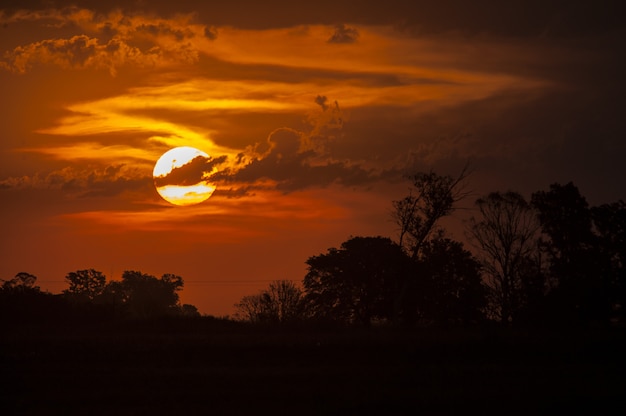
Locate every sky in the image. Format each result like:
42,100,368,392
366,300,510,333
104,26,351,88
1,0,624,316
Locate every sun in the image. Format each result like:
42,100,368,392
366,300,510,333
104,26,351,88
153,146,216,206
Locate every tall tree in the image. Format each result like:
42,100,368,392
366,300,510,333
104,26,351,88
391,167,471,323
467,191,543,323
531,182,608,321
592,200,626,321
303,236,409,326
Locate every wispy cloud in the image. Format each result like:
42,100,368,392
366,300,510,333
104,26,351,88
0,164,151,197
327,24,359,44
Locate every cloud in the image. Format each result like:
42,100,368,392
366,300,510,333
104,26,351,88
0,7,211,75
211,100,400,194
154,155,227,187
327,24,359,44
3,35,157,75
314,95,329,111
0,164,151,197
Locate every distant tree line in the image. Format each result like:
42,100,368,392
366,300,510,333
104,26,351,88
235,171,625,328
3,169,624,328
0,269,199,324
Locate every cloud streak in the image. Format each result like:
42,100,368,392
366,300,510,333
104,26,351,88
327,24,359,44
0,164,151,197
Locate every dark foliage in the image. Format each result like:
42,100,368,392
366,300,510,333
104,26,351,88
304,236,409,326
531,183,621,323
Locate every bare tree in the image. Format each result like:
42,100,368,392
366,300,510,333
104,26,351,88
466,191,543,323
234,280,306,323
392,166,471,259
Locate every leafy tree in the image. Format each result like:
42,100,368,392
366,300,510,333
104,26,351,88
416,238,487,324
0,272,64,324
1,272,39,292
303,236,409,326
63,269,106,302
531,182,608,321
467,191,544,323
235,280,306,324
101,270,185,318
592,200,626,320
179,303,201,317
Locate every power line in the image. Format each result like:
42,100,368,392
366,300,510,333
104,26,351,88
36,279,301,284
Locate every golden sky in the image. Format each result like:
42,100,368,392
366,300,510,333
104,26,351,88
1,1,624,315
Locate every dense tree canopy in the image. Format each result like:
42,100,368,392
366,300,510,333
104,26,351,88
415,238,487,324
532,183,622,322
63,269,106,302
304,236,409,326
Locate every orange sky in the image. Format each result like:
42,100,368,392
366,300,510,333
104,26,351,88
1,1,624,315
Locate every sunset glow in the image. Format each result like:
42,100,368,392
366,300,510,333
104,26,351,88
1,1,623,316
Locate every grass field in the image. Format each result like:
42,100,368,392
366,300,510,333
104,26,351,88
2,319,625,415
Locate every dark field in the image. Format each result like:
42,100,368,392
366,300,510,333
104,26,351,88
2,319,625,415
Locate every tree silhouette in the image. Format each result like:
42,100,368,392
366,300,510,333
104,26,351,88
388,168,471,325
179,303,201,317
392,167,470,259
235,280,306,323
1,272,39,292
531,182,609,322
303,236,409,326
467,191,544,324
63,269,106,302
592,200,626,321
415,238,487,324
0,272,66,324
100,271,185,318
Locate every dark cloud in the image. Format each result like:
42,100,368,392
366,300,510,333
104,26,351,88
212,127,400,194
0,164,152,198
0,8,206,74
203,25,217,40
194,55,408,86
154,155,226,187
315,95,328,111
1,34,158,74
136,23,194,40
327,24,359,44
3,1,622,37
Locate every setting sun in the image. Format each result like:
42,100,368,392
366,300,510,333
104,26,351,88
153,147,216,206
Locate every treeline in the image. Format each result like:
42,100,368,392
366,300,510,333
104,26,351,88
235,171,625,328
0,269,200,325
3,170,624,329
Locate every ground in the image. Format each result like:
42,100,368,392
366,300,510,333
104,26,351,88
2,319,625,415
